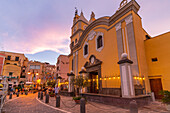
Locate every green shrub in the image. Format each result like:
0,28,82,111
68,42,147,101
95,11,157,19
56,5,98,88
159,90,170,104
73,96,82,100
73,96,87,101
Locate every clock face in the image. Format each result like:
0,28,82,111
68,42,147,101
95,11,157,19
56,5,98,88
91,57,95,64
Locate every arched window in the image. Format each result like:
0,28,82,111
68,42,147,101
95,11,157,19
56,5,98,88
97,36,103,48
95,32,104,52
71,41,74,47
72,59,74,71
84,45,88,55
75,39,77,43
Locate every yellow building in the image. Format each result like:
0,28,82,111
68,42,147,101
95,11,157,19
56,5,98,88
0,51,28,87
145,32,170,98
26,61,44,84
68,0,170,98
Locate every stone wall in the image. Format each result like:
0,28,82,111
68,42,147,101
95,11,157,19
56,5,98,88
101,88,121,96
81,93,152,108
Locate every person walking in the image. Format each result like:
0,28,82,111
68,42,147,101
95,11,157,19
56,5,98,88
54,85,60,96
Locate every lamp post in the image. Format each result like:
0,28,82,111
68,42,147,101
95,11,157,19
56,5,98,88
57,76,62,87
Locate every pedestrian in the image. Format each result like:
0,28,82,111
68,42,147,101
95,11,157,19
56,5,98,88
54,85,60,97
10,87,13,92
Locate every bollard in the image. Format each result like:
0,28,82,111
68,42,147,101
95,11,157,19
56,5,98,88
38,92,40,98
80,98,86,113
17,92,19,97
9,94,12,99
40,92,43,100
151,92,155,102
130,100,138,113
25,91,28,95
45,94,49,103
44,91,47,96
56,95,60,107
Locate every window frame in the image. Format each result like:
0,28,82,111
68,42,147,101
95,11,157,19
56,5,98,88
152,58,158,62
14,63,17,65
83,42,89,58
9,72,13,76
7,56,11,60
75,39,77,44
95,32,104,52
15,57,19,61
97,36,103,48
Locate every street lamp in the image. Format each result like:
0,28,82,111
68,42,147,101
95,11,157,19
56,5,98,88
37,79,41,84
27,70,39,88
57,76,62,87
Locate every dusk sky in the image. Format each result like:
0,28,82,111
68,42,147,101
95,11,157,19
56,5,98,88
0,0,169,64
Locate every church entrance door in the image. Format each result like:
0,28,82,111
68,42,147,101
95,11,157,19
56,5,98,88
89,72,99,93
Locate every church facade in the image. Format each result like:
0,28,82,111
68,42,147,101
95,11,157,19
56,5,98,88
68,0,170,98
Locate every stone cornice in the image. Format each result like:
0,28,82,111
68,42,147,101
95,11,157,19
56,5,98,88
118,58,133,64
68,53,72,57
72,17,109,51
70,29,84,39
79,70,87,74
70,0,140,53
71,20,89,29
67,72,75,76
109,0,140,26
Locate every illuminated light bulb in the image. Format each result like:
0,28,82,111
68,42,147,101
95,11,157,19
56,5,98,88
143,78,145,80
140,78,142,80
118,77,120,79
134,77,137,79
93,79,95,81
137,77,139,79
100,78,102,80
36,73,39,75
109,78,111,80
113,77,116,79
28,72,31,75
88,80,91,82
104,78,106,80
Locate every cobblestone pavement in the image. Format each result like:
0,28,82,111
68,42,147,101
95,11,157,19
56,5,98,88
138,101,169,113
41,95,170,113
2,93,64,113
2,93,170,113
41,95,129,113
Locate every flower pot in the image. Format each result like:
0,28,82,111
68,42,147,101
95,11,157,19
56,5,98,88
74,100,80,104
50,94,55,97
166,104,170,111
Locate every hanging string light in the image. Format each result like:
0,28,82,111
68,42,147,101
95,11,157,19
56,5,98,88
133,76,145,80
86,75,145,81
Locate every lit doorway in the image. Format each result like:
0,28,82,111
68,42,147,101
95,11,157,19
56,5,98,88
89,71,99,93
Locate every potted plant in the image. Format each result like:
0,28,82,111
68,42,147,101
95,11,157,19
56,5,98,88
73,96,81,104
159,90,170,111
49,92,55,97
